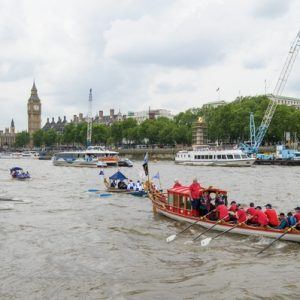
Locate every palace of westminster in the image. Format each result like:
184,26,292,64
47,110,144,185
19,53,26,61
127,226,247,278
0,83,174,148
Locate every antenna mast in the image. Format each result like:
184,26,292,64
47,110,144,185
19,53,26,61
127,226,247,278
87,88,93,147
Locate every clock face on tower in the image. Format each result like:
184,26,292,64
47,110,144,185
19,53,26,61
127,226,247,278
33,104,39,111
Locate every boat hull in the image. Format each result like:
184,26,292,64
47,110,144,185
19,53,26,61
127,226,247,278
149,193,300,243
175,159,254,167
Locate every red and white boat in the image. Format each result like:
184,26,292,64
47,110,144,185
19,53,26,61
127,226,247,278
148,185,300,243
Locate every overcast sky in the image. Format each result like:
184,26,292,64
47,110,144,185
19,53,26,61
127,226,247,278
0,0,300,131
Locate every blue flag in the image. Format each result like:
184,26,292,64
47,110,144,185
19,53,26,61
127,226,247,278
152,172,160,180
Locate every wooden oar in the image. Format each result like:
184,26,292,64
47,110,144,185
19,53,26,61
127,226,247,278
166,209,216,243
257,222,300,255
184,215,229,244
200,220,247,247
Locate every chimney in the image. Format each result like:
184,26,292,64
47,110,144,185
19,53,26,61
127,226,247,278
110,109,114,118
47,117,50,123
79,113,83,121
58,116,62,123
51,117,55,124
99,110,103,118
63,116,67,123
73,115,77,122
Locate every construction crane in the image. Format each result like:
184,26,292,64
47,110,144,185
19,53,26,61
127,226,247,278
86,88,93,147
241,30,300,155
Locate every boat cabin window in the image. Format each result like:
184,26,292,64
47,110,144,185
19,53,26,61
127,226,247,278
173,194,179,207
179,195,185,209
204,155,208,159
221,155,226,159
185,197,192,210
217,155,222,159
241,154,247,159
208,155,213,159
227,154,233,159
234,154,241,159
168,193,173,205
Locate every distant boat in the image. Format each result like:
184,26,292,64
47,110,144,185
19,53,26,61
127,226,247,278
0,152,22,159
175,148,255,167
52,146,119,168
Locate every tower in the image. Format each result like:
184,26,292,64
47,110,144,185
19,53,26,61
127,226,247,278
27,82,42,136
10,119,15,134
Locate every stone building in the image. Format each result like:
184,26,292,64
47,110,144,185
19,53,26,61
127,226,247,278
43,116,67,133
0,119,16,148
93,109,125,125
192,117,208,146
27,82,42,135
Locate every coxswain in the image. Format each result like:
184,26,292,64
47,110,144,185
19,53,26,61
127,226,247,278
264,204,279,227
277,213,288,229
236,204,247,223
189,178,202,215
173,179,182,188
216,202,229,221
251,206,268,227
229,201,237,212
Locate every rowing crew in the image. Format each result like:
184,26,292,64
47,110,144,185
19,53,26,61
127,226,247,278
175,178,300,230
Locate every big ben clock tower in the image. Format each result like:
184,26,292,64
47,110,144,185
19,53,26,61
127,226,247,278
27,82,42,136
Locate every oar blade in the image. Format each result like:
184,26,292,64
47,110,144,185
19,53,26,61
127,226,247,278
88,189,99,192
166,234,176,243
201,237,212,247
97,193,112,198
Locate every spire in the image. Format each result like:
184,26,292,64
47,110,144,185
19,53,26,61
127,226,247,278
11,118,15,128
28,81,40,102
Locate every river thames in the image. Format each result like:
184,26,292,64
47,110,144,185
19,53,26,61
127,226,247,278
0,159,300,299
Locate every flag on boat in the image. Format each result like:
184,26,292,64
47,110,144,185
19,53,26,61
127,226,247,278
142,152,149,176
152,172,160,180
216,87,220,92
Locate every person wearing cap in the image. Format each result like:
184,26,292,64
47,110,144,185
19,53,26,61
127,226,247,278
189,178,202,216
277,213,288,229
173,179,182,188
264,204,279,227
250,206,268,226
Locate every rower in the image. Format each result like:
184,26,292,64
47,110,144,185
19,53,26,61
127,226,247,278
287,212,297,227
236,204,247,223
251,206,268,227
229,201,237,212
264,204,279,227
216,201,229,221
277,213,288,229
294,207,300,229
246,202,256,216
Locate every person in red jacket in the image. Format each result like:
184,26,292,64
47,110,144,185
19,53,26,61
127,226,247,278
229,201,237,212
173,179,182,188
236,204,247,223
264,204,279,227
251,206,268,226
216,202,229,221
294,207,300,229
189,178,202,215
246,202,256,216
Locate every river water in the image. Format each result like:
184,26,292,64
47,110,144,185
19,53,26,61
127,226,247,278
0,159,299,299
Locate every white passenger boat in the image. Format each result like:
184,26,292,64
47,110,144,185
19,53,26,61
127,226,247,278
52,146,119,167
21,151,40,159
175,148,255,167
0,152,22,159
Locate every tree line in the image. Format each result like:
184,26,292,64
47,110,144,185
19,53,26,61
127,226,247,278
14,95,300,148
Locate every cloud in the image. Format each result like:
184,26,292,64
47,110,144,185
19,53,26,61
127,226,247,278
0,0,299,131
252,0,293,19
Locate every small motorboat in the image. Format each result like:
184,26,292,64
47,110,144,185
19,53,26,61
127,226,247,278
118,158,133,167
10,167,31,180
148,184,300,243
103,171,147,197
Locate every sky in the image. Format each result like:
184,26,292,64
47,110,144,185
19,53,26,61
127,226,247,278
0,0,300,131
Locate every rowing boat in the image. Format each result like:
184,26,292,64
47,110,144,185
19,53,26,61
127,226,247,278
148,185,300,243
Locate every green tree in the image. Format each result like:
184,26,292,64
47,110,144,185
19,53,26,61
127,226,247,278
15,131,30,147
32,129,44,147
44,129,58,147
